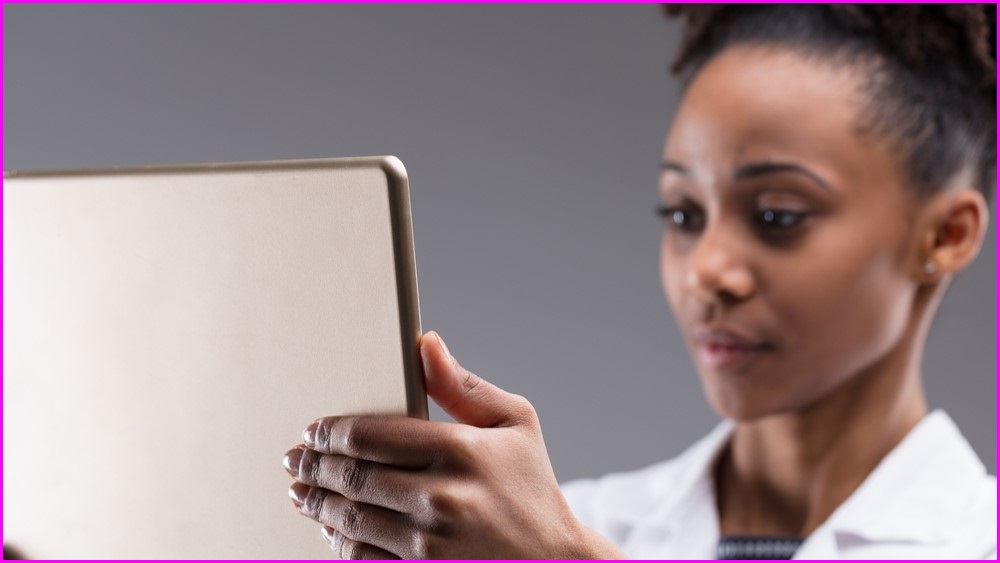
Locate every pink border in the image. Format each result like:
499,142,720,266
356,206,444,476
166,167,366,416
993,1,998,553
0,2,997,562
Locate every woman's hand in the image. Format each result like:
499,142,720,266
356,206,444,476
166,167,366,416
282,331,623,559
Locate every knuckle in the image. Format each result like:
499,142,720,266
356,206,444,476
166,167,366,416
412,532,438,559
324,527,343,553
408,531,428,559
510,394,539,425
411,494,458,556
299,449,320,485
313,417,336,451
426,487,455,516
302,486,326,518
446,426,481,459
459,369,482,395
413,487,436,518
509,393,533,413
413,512,460,558
330,531,349,558
338,502,364,539
337,457,369,498
317,417,369,457
425,486,468,523
339,418,367,458
341,537,364,560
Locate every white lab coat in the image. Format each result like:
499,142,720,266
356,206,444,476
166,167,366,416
561,410,996,559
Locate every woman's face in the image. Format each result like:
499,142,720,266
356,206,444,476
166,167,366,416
660,46,924,421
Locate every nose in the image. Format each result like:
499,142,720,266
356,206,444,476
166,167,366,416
684,223,756,305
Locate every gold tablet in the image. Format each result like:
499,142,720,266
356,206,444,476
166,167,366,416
3,156,427,558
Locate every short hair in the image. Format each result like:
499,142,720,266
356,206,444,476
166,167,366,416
663,4,997,204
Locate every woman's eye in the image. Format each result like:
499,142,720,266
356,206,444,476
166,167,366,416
756,209,806,231
656,205,703,232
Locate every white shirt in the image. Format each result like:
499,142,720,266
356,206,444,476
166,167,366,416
561,410,996,559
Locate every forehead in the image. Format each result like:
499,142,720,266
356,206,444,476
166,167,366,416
664,45,902,193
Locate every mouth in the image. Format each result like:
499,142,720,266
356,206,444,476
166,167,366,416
694,327,772,371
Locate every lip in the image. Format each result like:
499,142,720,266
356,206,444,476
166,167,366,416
694,326,771,370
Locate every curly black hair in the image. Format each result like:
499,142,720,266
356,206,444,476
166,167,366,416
663,4,997,204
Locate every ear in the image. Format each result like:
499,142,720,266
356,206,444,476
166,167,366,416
916,188,990,283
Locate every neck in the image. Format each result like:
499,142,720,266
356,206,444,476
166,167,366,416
715,285,942,538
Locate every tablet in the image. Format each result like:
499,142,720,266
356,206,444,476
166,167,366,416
3,155,427,558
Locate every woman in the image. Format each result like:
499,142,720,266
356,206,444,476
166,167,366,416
282,5,996,559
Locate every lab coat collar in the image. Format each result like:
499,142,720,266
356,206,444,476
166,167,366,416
640,410,987,552
643,419,733,534
814,410,988,548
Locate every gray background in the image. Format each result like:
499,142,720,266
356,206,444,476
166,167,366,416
5,5,995,479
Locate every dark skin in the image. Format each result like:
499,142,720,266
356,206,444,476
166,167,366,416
283,332,622,559
283,44,989,557
661,45,988,537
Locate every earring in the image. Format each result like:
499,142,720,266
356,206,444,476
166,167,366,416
923,261,937,275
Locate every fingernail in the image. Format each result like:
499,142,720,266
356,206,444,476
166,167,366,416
435,332,452,362
289,482,310,506
321,526,335,542
283,447,303,477
303,422,319,447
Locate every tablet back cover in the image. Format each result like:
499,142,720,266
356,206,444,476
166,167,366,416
3,155,426,558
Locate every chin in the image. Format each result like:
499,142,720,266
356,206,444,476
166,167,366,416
704,385,789,422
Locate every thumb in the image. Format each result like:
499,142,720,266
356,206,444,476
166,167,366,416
419,331,533,428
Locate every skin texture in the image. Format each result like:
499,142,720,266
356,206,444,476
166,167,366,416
660,45,988,537
284,331,624,559
283,45,989,557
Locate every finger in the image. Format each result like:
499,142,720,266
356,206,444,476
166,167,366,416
302,415,455,468
291,483,411,558
288,447,423,513
322,526,400,560
420,330,536,428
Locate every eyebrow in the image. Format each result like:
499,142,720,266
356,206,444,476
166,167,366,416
660,160,833,193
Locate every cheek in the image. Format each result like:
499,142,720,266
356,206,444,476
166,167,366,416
660,233,685,312
776,227,914,389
